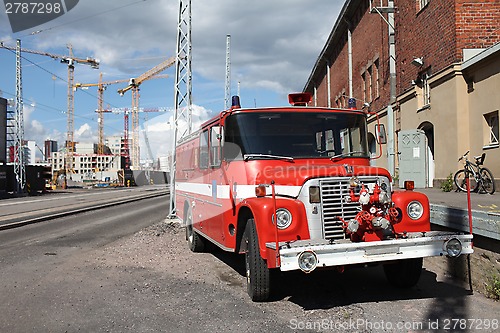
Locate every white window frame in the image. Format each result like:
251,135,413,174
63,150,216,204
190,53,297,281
483,111,499,148
418,0,430,11
367,66,373,102
422,73,430,106
361,72,366,103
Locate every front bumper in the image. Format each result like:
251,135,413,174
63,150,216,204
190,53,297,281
266,231,473,272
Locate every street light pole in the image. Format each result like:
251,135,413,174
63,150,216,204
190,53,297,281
371,0,396,178
387,0,396,178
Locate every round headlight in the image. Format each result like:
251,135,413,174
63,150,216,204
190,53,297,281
298,250,317,273
273,208,292,229
444,238,462,257
407,201,424,220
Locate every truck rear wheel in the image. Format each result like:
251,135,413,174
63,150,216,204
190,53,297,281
383,258,423,288
185,208,205,253
244,219,271,301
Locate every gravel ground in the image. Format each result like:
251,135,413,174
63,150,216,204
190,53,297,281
79,219,372,332
3,194,497,332
50,218,496,333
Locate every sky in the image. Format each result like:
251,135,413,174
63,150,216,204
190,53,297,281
0,0,343,163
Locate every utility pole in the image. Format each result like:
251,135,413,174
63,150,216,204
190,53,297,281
0,41,99,188
224,34,231,110
14,39,25,195
169,0,192,218
371,0,396,177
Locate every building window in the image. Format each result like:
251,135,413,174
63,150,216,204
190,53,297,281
336,93,347,108
418,0,430,12
484,111,499,148
361,72,366,103
367,66,373,102
416,68,431,109
341,94,346,108
362,61,378,103
422,73,430,106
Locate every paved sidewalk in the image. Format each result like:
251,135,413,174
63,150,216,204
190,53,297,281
418,187,499,213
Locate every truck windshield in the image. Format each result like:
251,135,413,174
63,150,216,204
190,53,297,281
224,111,369,159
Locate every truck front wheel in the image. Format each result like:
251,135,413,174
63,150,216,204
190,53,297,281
244,219,271,301
185,208,205,253
383,258,423,288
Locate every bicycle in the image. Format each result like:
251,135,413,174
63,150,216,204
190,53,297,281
454,151,495,194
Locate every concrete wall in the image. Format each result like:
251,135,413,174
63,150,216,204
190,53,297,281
463,51,500,180
132,170,168,186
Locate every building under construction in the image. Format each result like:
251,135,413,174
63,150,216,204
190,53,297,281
1,98,167,197
0,38,174,195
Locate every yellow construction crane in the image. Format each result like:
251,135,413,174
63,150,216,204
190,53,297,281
117,56,175,168
74,73,169,155
75,73,122,155
0,42,99,187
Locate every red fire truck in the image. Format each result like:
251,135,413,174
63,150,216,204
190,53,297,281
174,93,473,301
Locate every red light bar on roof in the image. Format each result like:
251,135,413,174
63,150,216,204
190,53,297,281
288,92,312,106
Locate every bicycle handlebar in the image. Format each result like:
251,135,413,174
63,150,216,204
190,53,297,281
458,150,470,162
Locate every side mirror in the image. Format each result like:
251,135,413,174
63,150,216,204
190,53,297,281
223,142,243,162
375,124,387,144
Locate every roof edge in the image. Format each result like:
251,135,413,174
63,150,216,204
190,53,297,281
462,42,500,70
303,0,358,93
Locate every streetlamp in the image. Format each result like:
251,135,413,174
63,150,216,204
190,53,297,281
371,0,396,177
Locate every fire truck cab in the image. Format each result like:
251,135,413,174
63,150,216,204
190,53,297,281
174,93,473,301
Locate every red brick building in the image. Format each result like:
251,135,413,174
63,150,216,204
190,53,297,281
304,0,500,188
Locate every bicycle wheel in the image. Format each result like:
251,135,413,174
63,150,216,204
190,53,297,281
478,167,495,194
454,169,479,192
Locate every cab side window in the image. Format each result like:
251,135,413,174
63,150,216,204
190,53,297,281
210,126,223,167
199,130,209,169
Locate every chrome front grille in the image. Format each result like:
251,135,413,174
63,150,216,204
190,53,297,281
319,177,381,240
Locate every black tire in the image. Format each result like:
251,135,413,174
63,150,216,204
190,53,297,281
383,258,423,288
454,169,479,192
244,219,271,302
478,167,495,195
185,208,205,253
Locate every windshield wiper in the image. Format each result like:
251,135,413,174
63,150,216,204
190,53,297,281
243,154,294,162
316,149,336,154
329,151,365,161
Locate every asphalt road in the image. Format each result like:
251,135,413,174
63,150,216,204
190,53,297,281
0,194,498,332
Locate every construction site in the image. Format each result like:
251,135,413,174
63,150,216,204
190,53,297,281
0,38,180,197
4,1,194,203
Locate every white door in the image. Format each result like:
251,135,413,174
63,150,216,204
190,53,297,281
398,129,427,188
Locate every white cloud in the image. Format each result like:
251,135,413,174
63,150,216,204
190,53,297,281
28,119,45,135
74,123,95,143
141,104,213,160
12,0,340,94
1,0,342,160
